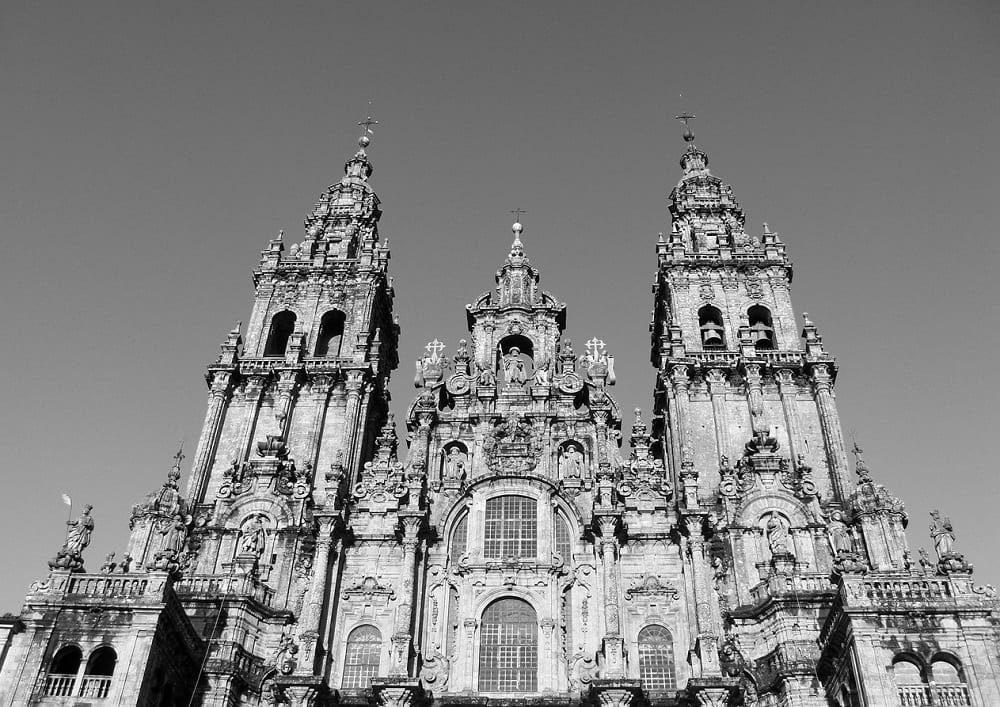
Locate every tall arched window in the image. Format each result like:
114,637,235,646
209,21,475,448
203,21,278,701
342,625,381,689
554,512,572,562
484,496,537,560
698,306,726,349
931,657,972,705
747,305,774,350
264,311,297,356
451,513,468,560
479,598,537,692
892,656,929,705
315,310,346,357
80,647,116,699
44,645,82,697
638,625,676,691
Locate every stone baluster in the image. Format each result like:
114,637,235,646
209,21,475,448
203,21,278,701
810,364,851,501
389,515,423,676
187,370,233,501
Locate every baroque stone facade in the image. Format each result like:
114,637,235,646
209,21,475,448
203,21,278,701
1,126,998,707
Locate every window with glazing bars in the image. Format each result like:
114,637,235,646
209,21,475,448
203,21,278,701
483,496,537,560
479,598,537,692
638,625,676,690
342,626,381,689
554,513,572,561
451,513,468,559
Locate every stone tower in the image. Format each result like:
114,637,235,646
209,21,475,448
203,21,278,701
1,123,999,707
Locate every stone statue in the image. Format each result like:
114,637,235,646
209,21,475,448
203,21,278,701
162,513,189,554
765,513,790,557
560,445,584,479
116,554,133,574
240,515,268,557
65,505,94,555
929,510,955,558
477,363,496,386
99,552,117,574
502,346,527,386
827,510,853,554
443,446,468,482
918,547,935,575
533,358,550,385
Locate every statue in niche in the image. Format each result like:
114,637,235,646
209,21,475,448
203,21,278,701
559,444,584,479
240,515,268,557
827,510,853,554
65,505,95,555
443,446,468,483
765,513,791,557
502,346,528,386
477,363,496,386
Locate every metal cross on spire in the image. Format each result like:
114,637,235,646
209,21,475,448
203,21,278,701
357,114,378,148
173,442,185,466
510,208,526,223
675,111,696,143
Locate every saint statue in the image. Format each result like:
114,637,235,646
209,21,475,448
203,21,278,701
827,511,853,554
477,363,496,387
929,510,956,558
765,513,790,557
533,359,550,385
502,346,527,386
443,446,468,482
240,515,268,557
560,445,584,479
162,514,189,554
65,505,94,555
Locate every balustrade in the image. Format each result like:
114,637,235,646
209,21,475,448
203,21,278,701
79,675,112,698
43,674,75,697
896,684,971,706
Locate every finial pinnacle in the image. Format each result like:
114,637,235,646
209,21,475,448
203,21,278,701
357,114,378,149
173,442,185,468
510,208,526,234
675,112,696,143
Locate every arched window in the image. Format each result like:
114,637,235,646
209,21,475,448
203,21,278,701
315,310,345,357
342,625,381,689
80,647,116,699
264,311,297,356
554,512,572,562
747,305,774,350
451,513,468,560
45,645,82,697
892,656,929,705
698,306,726,349
479,598,537,692
484,496,537,560
931,657,971,705
638,625,676,691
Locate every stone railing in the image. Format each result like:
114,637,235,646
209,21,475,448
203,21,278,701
843,576,954,605
896,683,971,705
43,674,75,697
205,640,266,685
758,350,806,365
750,573,835,603
686,351,741,367
79,675,113,699
174,574,275,608
29,571,170,603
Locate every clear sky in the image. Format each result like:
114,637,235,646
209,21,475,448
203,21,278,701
1,2,997,610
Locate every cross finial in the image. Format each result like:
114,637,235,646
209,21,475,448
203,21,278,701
510,208,526,223
850,432,864,461
173,442,185,468
425,338,446,361
585,337,606,359
675,111,696,143
357,114,378,148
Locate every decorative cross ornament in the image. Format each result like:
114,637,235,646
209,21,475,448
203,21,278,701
675,112,696,142
425,339,445,361
585,337,606,360
358,115,378,135
173,444,185,467
510,208,526,223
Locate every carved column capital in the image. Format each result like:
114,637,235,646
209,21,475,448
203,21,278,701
669,364,691,391
810,363,833,393
704,368,728,394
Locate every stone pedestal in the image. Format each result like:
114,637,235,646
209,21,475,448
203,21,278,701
590,678,644,707
370,677,424,707
274,675,327,707
680,677,738,706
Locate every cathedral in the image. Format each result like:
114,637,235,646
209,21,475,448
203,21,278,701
1,121,998,707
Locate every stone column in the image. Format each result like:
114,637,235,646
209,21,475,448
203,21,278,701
596,516,624,677
296,520,336,672
187,370,233,501
340,371,367,486
669,364,693,452
743,363,766,440
705,368,731,463
684,514,722,677
389,515,423,676
462,618,478,691
302,375,334,470
775,368,804,465
810,364,851,501
540,618,556,691
237,374,269,464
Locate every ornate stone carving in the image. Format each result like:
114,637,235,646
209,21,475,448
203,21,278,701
623,575,680,601
482,413,543,474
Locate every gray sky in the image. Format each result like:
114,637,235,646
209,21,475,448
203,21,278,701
1,2,997,609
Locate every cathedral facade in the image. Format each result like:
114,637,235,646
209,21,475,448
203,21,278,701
1,126,998,707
